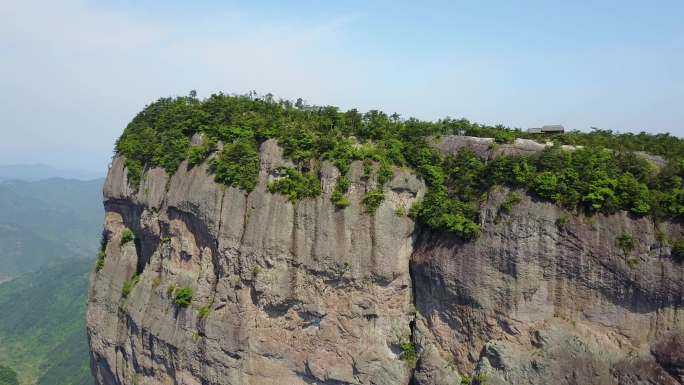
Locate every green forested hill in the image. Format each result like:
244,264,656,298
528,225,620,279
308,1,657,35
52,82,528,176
0,260,93,385
0,366,19,385
0,176,102,385
0,178,103,279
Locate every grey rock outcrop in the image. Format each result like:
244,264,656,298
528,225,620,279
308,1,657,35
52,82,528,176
88,139,425,385
88,136,684,385
412,187,684,385
429,135,668,168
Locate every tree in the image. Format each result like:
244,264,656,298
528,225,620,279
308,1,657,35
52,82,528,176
0,365,19,385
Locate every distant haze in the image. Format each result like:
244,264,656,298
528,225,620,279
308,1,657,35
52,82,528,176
1,0,683,173
0,177,104,278
0,164,104,182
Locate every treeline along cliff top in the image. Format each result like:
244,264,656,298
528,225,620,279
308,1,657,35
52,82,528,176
115,92,684,243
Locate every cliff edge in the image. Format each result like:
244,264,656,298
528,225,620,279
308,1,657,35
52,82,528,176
89,139,424,385
88,135,684,385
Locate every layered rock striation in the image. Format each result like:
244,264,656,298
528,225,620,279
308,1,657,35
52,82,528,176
88,136,684,385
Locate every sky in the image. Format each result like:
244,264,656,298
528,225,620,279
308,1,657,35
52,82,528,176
1,0,683,173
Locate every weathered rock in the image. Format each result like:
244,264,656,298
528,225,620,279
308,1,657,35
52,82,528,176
411,187,684,385
652,332,684,383
428,135,554,160
429,135,668,169
88,137,684,385
88,139,425,385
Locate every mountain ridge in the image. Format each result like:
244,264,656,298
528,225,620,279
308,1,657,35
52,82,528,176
88,135,684,385
0,177,104,278
0,164,103,182
87,94,684,385
0,259,94,385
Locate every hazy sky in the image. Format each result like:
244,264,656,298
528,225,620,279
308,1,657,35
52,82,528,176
1,0,683,173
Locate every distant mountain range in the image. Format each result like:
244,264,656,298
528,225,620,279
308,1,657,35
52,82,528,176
0,170,103,385
0,164,103,182
0,260,93,385
0,177,104,279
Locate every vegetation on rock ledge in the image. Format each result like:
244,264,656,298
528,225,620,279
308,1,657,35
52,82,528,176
120,228,134,245
267,167,321,202
115,92,684,239
121,273,140,299
173,287,193,308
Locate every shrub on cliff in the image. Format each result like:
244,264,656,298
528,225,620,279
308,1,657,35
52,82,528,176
197,305,210,319
331,176,351,209
95,234,108,272
121,273,140,299
173,287,193,307
268,168,321,202
95,251,106,272
124,159,143,188
120,228,134,245
209,138,259,191
187,138,216,168
672,240,684,263
616,234,636,255
399,342,417,369
362,189,385,214
494,130,515,144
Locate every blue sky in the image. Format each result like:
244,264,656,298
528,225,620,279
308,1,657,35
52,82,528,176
1,0,682,173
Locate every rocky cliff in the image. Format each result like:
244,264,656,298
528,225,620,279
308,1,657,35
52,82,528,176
87,136,684,385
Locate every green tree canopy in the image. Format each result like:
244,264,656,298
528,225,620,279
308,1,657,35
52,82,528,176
114,92,684,239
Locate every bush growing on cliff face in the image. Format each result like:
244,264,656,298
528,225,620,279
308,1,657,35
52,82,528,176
114,92,684,240
120,228,134,245
197,305,210,319
121,273,140,299
209,138,259,191
671,240,684,263
267,168,321,202
461,373,488,385
95,251,106,272
124,159,143,189
499,192,521,215
399,342,417,369
187,138,216,168
377,161,394,186
362,189,385,214
95,234,108,272
616,234,636,255
331,176,351,209
173,287,193,308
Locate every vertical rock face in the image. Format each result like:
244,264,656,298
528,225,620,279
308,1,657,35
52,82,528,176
88,139,425,385
412,188,684,385
88,137,684,385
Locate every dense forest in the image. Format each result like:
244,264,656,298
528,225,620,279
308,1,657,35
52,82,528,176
115,92,684,240
0,178,103,278
0,366,19,385
0,260,93,385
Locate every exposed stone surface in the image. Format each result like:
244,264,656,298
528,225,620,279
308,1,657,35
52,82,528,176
428,136,556,160
412,187,684,385
88,136,684,385
429,135,668,168
88,139,425,385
